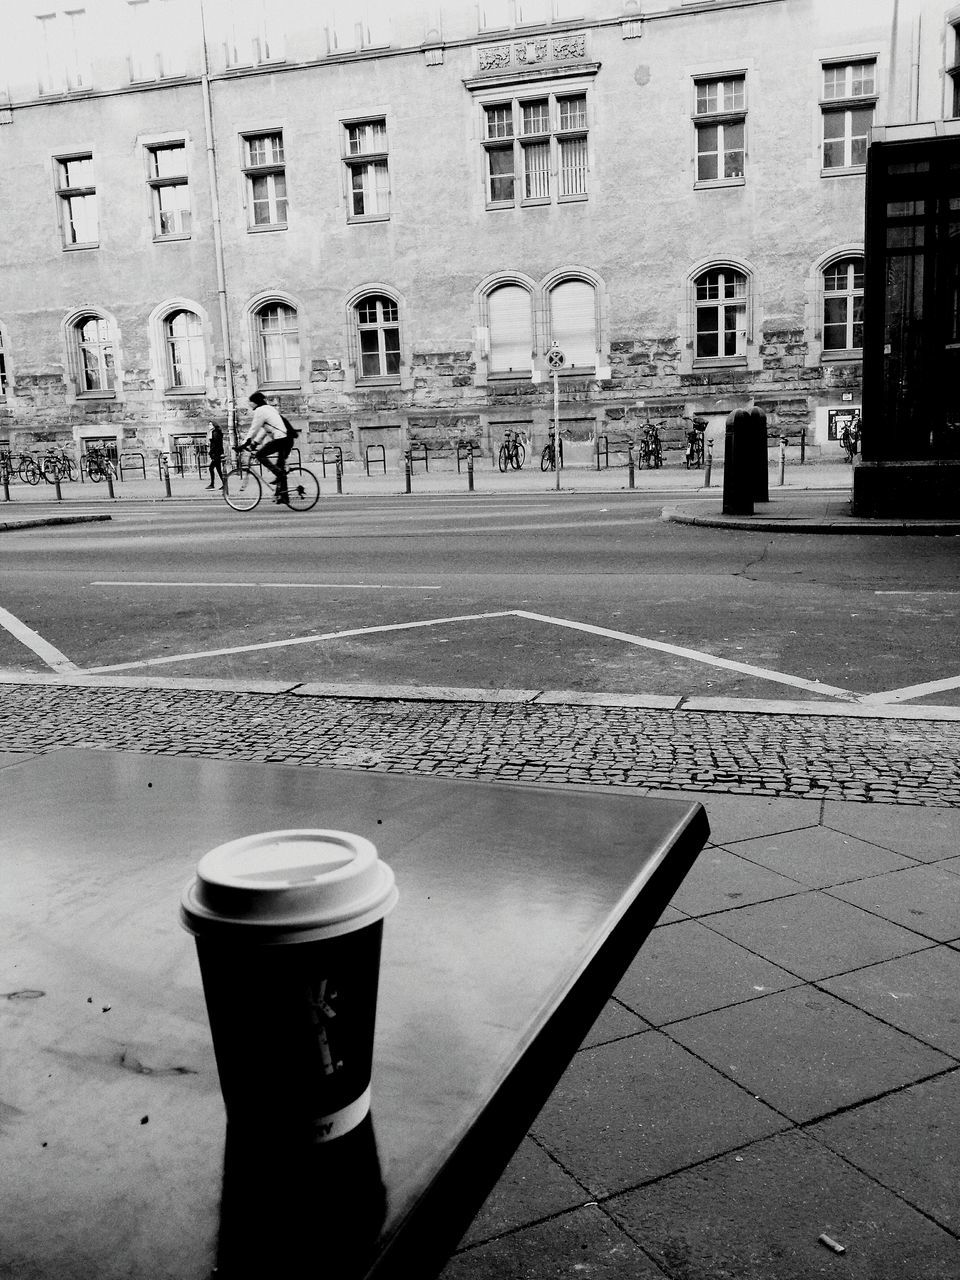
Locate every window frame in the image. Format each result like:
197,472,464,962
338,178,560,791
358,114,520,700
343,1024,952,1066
481,90,589,210
54,152,98,249
693,73,746,188
162,308,206,392
70,312,116,397
342,118,390,222
821,255,864,356
484,280,535,378
947,21,960,118
146,140,190,240
692,266,750,366
546,275,599,372
353,294,402,384
820,58,877,176
241,130,288,231
252,300,300,389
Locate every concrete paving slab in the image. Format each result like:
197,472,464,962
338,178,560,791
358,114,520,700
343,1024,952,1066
530,1031,788,1197
441,1203,671,1280
577,1000,650,1050
668,847,807,915
613,918,800,1026
606,1130,960,1280
827,864,960,943
721,826,917,888
667,987,954,1123
822,799,960,863
703,891,933,981
652,790,822,844
458,1138,588,1248
818,946,960,1057
809,1074,960,1235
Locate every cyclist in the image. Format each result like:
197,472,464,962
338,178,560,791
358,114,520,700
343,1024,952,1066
240,391,293,502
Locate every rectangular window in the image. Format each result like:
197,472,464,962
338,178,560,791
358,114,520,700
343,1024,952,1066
694,74,746,185
242,132,287,229
821,59,876,172
482,91,588,207
55,153,97,247
147,142,190,237
126,0,188,80
36,8,92,94
343,119,390,220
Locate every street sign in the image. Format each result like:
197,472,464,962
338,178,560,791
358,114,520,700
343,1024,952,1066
547,347,565,370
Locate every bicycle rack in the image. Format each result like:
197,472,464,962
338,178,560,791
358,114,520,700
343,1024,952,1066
119,452,146,481
321,446,343,477
364,444,386,476
408,442,428,474
456,442,475,473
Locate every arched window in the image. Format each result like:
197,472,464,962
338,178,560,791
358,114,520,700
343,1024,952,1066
255,301,300,385
823,256,864,352
548,278,597,369
355,294,400,379
73,314,115,393
694,267,748,361
164,309,205,389
487,284,533,373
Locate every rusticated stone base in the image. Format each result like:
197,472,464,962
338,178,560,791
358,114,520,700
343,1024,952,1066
852,459,960,517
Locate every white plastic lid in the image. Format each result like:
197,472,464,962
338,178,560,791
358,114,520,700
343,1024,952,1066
180,829,398,943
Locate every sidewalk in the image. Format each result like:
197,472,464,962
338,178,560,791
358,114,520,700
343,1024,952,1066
0,676,958,1278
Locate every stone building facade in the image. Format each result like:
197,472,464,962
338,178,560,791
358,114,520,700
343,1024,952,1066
0,0,942,467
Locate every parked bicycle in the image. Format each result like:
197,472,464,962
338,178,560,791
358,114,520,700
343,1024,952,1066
498,428,525,472
41,450,78,484
840,412,860,464
84,446,117,483
682,417,706,469
17,454,42,485
640,421,663,469
222,444,319,512
540,435,563,471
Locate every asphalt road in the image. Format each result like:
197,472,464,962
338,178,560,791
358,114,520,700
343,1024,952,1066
1,491,958,707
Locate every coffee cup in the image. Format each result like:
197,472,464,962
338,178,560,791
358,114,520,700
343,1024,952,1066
180,829,398,1142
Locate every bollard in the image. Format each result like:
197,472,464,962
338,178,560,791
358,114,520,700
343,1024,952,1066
54,475,62,502
627,443,635,489
404,452,411,494
2,471,9,502
336,460,343,495
704,439,713,488
161,464,170,498
800,427,806,464
722,409,753,516
467,450,474,492
107,470,116,499
779,436,786,486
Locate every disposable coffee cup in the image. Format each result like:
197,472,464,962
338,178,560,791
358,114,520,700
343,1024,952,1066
180,829,398,1142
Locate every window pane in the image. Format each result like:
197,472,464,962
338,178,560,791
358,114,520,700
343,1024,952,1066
559,136,588,196
65,193,97,243
823,297,848,349
523,141,550,198
521,100,549,135
722,304,743,355
156,183,190,234
723,121,744,178
851,62,874,96
251,175,272,223
696,308,719,357
383,327,401,375
558,95,586,131
151,144,185,178
723,77,745,111
696,81,718,114
849,107,873,166
59,156,93,187
485,105,513,139
696,125,718,181
359,329,381,376
549,279,596,366
823,65,845,98
488,147,514,201
696,272,720,300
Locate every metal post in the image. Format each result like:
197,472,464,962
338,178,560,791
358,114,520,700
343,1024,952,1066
107,471,116,499
779,436,786,486
404,451,411,494
161,457,170,498
800,428,806,464
467,449,474,492
54,475,62,501
704,440,713,488
627,442,635,489
552,368,560,491
2,471,9,502
336,460,342,495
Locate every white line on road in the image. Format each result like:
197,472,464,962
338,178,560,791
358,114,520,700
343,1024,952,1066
860,674,960,705
90,581,442,591
0,605,79,673
83,611,514,673
875,590,960,596
511,610,860,701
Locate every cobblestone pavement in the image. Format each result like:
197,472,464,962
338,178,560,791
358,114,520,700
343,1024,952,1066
3,680,960,806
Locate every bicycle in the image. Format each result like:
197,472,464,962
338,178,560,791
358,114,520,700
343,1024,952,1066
540,436,563,471
222,444,320,512
840,414,860,464
41,450,78,484
682,418,705,469
85,447,117,483
498,429,525,472
18,454,42,485
640,422,663,469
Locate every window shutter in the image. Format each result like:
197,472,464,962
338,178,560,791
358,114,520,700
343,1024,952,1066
488,285,532,373
550,280,596,367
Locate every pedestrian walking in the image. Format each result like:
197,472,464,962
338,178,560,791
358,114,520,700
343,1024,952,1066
205,421,225,489
239,391,294,503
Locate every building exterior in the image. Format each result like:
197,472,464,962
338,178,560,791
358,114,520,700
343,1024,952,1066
0,0,945,469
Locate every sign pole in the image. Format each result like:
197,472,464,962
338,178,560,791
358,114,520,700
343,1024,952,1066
547,342,565,492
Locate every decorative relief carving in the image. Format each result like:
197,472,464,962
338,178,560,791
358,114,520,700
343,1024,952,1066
478,45,511,70
552,33,586,60
515,39,548,64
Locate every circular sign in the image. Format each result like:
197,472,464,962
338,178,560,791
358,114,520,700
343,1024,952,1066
547,347,566,370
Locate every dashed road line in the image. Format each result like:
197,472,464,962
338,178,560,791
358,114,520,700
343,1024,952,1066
90,580,443,591
0,606,79,674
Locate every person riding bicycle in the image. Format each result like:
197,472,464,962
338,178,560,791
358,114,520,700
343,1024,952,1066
239,391,293,502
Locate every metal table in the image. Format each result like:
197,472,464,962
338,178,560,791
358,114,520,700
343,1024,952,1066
0,748,708,1279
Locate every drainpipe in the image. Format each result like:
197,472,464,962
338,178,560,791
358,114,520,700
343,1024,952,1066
909,14,921,123
887,0,900,120
199,0,238,449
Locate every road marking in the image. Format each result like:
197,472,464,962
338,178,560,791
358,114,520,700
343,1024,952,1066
861,674,960,705
90,581,442,591
875,590,960,596
0,606,79,673
511,610,860,701
82,611,515,673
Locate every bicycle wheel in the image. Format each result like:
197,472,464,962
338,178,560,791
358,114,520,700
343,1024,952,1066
498,445,508,473
222,467,262,512
19,458,41,485
540,444,552,472
283,466,320,512
512,443,525,470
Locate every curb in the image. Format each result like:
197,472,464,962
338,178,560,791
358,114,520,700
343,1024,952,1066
0,514,112,531
662,503,960,535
